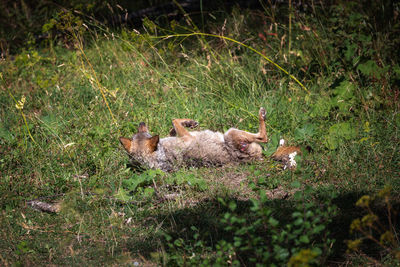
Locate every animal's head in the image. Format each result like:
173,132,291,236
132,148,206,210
119,122,159,164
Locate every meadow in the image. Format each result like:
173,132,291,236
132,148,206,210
0,1,399,265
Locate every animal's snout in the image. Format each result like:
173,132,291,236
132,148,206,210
138,122,149,133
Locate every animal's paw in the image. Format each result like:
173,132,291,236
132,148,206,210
182,120,199,129
169,128,177,136
259,107,266,121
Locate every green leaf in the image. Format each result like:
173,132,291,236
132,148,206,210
294,124,316,141
344,41,357,62
174,238,183,247
293,191,303,201
268,217,279,227
294,218,303,226
393,64,400,79
305,210,314,218
291,181,301,188
187,177,208,191
143,187,155,197
310,96,332,118
292,211,302,218
325,122,357,150
234,240,242,247
357,60,385,79
274,246,289,260
333,81,355,99
228,201,237,211
164,234,172,241
114,188,130,202
331,80,356,113
312,225,325,234
299,235,310,244
122,175,147,191
312,247,322,256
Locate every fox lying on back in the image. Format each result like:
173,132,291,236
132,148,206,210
120,108,268,172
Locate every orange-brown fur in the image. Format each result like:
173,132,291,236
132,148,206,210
271,146,301,161
120,108,268,171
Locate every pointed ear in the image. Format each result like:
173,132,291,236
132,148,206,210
147,135,159,152
119,137,132,153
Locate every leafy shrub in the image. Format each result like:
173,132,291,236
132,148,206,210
164,185,337,266
42,10,87,49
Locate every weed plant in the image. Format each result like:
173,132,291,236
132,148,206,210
0,1,399,265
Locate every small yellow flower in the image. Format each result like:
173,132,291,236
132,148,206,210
15,95,26,110
361,213,378,228
380,231,395,246
15,96,26,110
356,195,371,208
288,249,318,267
347,239,362,252
364,121,370,133
350,218,361,233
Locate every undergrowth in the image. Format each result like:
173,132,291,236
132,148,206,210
0,1,399,266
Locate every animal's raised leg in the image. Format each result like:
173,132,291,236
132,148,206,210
256,107,267,142
224,107,268,150
169,119,198,138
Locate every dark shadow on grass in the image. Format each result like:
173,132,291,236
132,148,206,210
125,158,147,173
124,190,400,265
125,196,301,262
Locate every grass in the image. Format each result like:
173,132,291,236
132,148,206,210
1,2,400,265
